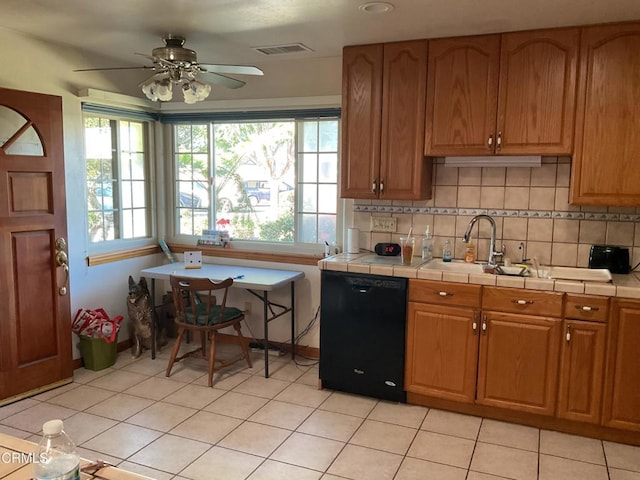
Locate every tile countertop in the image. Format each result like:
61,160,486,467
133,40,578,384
0,433,153,480
318,253,640,299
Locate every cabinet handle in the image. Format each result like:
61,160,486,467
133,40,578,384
436,291,453,297
472,321,478,334
575,305,599,312
496,131,502,150
481,315,487,335
487,134,493,148
379,180,384,193
371,181,377,193
512,299,533,305
566,325,571,343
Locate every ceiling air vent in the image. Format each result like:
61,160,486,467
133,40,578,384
253,43,313,55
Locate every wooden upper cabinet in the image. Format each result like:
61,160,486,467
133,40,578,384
571,22,640,206
497,28,578,155
341,40,431,200
425,35,500,156
425,28,578,156
340,44,383,199
380,41,430,200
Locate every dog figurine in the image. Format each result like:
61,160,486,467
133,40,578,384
127,276,166,357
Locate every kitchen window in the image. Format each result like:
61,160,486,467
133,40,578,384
84,113,152,244
172,114,339,246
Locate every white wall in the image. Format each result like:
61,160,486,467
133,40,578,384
0,27,340,356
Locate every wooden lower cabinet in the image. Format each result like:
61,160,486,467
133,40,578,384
603,299,640,431
557,320,606,423
404,281,640,445
405,302,479,403
476,311,561,416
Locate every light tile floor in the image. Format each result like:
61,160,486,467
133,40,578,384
1,346,640,480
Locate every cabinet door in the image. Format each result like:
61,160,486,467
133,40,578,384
603,299,640,431
425,35,500,156
405,302,479,403
477,312,561,415
497,28,578,155
557,320,606,424
340,44,383,199
380,40,430,200
571,23,640,205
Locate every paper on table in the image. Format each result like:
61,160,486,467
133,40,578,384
184,251,202,269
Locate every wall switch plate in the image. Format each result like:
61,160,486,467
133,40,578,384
370,216,397,232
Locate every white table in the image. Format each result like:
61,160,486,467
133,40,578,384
140,262,305,378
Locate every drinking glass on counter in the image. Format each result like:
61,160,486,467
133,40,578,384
400,237,415,266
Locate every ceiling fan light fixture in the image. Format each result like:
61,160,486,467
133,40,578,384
155,77,173,102
182,79,211,104
141,73,181,103
141,76,161,101
78,35,262,104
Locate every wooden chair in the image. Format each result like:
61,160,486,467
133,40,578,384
167,275,252,386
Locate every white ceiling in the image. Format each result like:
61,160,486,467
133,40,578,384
2,0,639,101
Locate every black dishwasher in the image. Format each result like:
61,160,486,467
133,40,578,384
320,270,407,402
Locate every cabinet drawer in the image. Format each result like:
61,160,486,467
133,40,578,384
409,279,481,308
564,294,609,323
483,286,563,317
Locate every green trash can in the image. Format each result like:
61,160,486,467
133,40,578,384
79,335,118,371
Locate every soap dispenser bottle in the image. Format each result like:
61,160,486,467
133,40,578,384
442,239,452,262
464,240,476,263
422,226,433,261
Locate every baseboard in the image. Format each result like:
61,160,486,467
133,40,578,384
213,333,319,359
72,336,318,371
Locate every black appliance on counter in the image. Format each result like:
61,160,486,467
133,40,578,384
589,245,631,274
320,271,407,402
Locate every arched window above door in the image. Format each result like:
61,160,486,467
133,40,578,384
0,105,44,156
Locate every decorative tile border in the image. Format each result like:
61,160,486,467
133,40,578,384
353,204,640,222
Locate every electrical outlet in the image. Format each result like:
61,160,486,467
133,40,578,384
370,216,397,232
244,301,251,314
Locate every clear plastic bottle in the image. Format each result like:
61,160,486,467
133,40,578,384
33,420,80,480
442,239,453,262
421,226,433,261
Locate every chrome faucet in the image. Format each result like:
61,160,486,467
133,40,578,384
462,214,504,267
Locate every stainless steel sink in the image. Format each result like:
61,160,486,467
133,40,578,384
420,258,487,274
537,266,612,282
420,258,612,282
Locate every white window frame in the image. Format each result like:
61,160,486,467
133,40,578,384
166,114,342,256
83,111,157,254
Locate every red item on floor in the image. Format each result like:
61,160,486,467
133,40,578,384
72,308,123,343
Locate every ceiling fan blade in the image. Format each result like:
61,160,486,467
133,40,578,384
135,52,156,61
198,70,246,89
74,66,155,72
135,52,176,68
198,64,264,76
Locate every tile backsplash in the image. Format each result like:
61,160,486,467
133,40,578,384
351,157,640,268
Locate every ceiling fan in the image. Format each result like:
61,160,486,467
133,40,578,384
75,35,264,103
